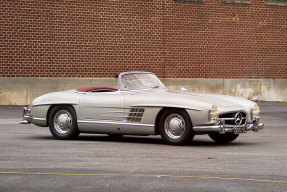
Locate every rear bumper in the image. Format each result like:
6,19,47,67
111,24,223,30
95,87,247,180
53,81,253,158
19,107,47,126
193,117,264,134
20,107,31,124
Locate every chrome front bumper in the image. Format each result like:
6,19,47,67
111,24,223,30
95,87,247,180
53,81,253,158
20,107,31,124
193,117,264,134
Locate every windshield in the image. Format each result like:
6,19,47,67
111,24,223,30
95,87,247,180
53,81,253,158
120,73,167,91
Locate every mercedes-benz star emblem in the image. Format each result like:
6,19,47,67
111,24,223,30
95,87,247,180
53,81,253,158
234,112,243,125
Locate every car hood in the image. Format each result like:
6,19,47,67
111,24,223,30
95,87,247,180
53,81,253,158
130,90,255,114
185,92,255,112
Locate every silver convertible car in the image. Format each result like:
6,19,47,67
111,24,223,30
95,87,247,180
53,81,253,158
21,71,264,145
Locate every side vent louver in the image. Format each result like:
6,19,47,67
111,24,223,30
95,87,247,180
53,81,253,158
126,108,144,122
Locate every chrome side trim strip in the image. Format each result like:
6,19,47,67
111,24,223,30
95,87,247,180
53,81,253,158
100,115,142,119
108,111,125,113
130,104,202,111
107,111,144,114
78,120,154,127
32,103,78,107
84,106,125,109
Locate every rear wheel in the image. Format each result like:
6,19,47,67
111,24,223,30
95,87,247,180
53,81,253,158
49,105,79,139
159,109,194,145
208,133,239,144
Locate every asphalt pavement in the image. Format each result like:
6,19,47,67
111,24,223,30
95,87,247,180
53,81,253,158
0,102,287,192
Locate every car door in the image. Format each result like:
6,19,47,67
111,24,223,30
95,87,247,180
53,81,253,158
78,91,125,122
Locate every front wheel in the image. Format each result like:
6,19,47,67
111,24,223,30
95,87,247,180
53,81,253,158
208,133,239,144
49,105,79,140
159,109,194,145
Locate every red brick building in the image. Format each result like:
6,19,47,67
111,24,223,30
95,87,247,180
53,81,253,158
1,0,286,79
0,0,286,105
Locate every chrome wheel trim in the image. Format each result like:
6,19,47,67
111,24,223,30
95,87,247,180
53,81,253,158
164,113,185,139
53,110,72,134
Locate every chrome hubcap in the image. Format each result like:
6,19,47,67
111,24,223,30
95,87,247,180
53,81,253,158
164,114,185,139
54,110,72,134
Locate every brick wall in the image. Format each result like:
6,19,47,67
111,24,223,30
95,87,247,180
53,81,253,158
0,0,286,79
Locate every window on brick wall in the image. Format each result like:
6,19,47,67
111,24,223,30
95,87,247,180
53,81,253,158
267,0,287,6
221,0,251,5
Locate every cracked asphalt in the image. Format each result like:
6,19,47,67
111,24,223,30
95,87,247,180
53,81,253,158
0,102,287,192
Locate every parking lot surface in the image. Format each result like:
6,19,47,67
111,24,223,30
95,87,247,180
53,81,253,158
0,102,287,191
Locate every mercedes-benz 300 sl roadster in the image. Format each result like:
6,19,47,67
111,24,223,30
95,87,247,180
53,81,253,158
20,71,264,145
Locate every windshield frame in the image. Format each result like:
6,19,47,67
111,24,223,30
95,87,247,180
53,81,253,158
118,71,167,92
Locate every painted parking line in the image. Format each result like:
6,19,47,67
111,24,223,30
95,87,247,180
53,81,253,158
0,172,286,184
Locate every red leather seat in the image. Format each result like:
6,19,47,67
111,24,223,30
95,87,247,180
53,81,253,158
76,86,118,92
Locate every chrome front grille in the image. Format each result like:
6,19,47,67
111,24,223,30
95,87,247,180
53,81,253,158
219,112,246,126
126,108,144,122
